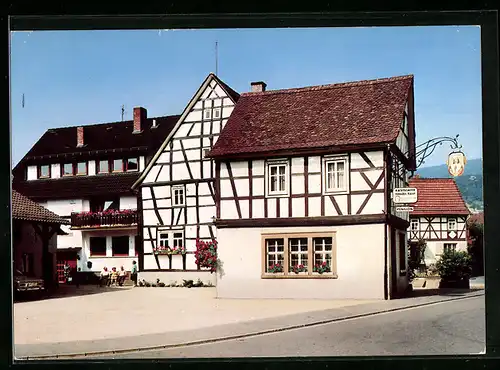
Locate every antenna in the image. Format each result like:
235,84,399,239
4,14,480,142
121,105,125,121
215,41,218,76
22,93,25,108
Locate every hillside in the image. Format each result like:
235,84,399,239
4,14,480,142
415,158,483,211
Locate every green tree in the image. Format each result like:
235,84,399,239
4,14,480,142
467,220,484,276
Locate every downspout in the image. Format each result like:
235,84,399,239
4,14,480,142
383,144,391,300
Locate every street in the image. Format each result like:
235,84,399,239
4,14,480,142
101,295,484,358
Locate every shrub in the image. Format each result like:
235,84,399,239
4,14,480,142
407,239,427,282
435,250,472,281
183,279,194,288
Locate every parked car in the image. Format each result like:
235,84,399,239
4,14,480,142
14,269,44,298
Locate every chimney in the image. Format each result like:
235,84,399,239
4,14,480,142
251,81,267,93
76,126,84,147
133,107,147,133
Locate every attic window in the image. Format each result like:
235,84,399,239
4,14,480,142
126,158,139,172
112,159,123,172
98,160,109,173
204,109,211,119
62,163,73,177
38,165,50,179
214,108,221,119
76,162,87,176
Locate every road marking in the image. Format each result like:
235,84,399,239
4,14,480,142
17,291,484,360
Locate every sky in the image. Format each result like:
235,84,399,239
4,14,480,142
10,26,482,168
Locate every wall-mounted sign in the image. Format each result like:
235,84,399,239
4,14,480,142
393,187,418,204
396,206,414,212
447,151,467,177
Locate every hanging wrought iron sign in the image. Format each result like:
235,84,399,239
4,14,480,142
446,150,467,177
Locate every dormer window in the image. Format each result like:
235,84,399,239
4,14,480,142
112,159,123,172
98,160,109,174
76,162,87,176
62,163,73,177
126,158,139,172
38,165,50,179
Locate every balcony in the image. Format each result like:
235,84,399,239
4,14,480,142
71,209,139,230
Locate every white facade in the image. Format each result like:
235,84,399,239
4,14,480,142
408,215,468,265
136,74,238,281
39,195,139,273
216,224,387,299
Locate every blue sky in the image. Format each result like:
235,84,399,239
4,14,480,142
10,26,482,168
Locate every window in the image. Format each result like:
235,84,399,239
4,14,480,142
443,243,457,253
126,158,139,172
447,218,457,231
410,219,419,231
158,232,170,248
267,161,289,196
265,239,285,273
324,157,347,193
204,109,211,119
98,160,109,173
214,108,221,119
38,165,50,179
172,186,185,206
173,232,183,249
399,233,407,274
112,236,130,256
90,198,120,213
112,159,123,172
76,162,87,175
203,148,211,158
21,253,34,276
89,237,107,256
62,163,73,176
262,233,336,277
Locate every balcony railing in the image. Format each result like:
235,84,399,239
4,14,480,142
71,209,139,229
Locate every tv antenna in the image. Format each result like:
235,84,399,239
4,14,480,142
121,105,125,121
22,93,25,108
215,41,218,76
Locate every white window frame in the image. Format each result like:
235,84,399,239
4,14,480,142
204,109,212,119
266,160,289,197
172,185,185,207
157,229,184,251
213,108,221,119
447,218,457,231
323,155,349,194
410,218,419,231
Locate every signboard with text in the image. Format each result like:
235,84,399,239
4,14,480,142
396,206,414,212
393,188,418,204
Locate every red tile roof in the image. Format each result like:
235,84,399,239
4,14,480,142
208,75,413,158
12,172,140,201
408,178,470,216
12,190,69,224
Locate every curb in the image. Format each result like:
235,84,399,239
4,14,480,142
17,290,484,360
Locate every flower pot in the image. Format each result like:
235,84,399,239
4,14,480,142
439,278,470,289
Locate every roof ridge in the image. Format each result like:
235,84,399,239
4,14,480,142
240,74,414,97
47,114,181,131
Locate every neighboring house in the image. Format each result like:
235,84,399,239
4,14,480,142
12,111,179,279
207,75,417,300
408,177,470,265
132,73,239,284
12,190,69,286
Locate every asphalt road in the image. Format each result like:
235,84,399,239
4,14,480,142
103,295,485,358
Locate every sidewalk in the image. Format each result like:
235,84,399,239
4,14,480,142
14,287,484,359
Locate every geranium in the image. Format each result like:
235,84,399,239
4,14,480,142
268,263,283,273
313,261,331,274
291,264,307,274
195,238,218,273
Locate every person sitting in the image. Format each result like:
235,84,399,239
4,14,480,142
99,267,109,287
110,267,118,286
117,266,127,286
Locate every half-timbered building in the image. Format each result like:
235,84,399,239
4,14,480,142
131,73,240,284
12,110,179,280
207,75,417,300
408,177,470,265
